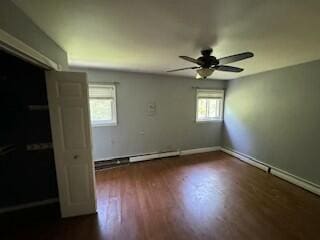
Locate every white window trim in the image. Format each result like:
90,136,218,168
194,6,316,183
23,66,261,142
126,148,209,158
89,83,118,127
195,89,224,123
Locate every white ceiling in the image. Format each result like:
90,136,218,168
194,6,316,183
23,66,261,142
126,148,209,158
13,0,320,80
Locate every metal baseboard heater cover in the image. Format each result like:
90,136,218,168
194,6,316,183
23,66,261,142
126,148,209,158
94,147,221,170
129,151,180,163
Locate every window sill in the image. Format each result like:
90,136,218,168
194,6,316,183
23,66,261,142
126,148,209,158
196,119,223,123
91,122,117,127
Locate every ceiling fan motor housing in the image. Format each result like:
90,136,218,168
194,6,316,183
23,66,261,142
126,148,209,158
201,48,213,56
198,48,218,68
198,55,219,68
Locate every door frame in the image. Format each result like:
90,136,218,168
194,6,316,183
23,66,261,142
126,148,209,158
0,28,97,217
0,28,60,70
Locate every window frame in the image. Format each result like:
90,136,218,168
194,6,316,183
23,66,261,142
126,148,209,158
195,89,224,123
88,83,117,127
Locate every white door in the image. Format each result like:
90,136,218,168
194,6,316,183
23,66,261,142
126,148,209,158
46,71,96,218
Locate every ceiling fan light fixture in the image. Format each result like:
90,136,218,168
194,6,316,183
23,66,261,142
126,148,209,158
197,68,214,78
196,73,203,79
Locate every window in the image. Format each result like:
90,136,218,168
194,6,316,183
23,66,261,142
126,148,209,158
88,84,117,126
196,89,224,122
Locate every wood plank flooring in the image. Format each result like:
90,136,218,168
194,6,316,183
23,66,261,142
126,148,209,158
1,151,320,240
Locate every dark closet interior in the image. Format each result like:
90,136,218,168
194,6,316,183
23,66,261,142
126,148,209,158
0,50,58,210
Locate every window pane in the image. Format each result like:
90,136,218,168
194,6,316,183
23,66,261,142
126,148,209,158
208,99,219,118
198,99,207,119
196,89,224,122
89,99,112,121
197,98,221,120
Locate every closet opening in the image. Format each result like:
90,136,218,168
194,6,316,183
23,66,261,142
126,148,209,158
0,49,59,220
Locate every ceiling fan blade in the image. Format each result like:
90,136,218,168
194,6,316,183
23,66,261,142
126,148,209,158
166,66,199,72
214,65,244,72
179,56,204,65
218,52,254,65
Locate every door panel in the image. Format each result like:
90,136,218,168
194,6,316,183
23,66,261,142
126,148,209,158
65,164,90,203
46,71,96,218
58,82,83,97
61,107,87,149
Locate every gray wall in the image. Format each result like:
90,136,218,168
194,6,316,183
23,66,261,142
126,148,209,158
223,60,320,185
0,0,68,68
73,68,226,160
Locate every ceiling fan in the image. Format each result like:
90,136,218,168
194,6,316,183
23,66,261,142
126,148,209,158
167,48,254,79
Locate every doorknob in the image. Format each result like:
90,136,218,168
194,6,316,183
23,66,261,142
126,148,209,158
73,154,79,159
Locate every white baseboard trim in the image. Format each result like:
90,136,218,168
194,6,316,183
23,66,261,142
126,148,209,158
221,147,320,197
0,198,59,214
180,146,221,156
130,151,180,163
270,168,320,196
220,147,269,172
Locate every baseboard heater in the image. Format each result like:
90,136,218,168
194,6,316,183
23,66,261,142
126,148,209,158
129,151,180,163
221,147,320,197
95,157,130,170
94,147,221,170
220,147,269,172
94,151,180,170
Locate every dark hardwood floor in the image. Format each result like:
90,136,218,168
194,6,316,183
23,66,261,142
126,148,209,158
1,151,320,240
